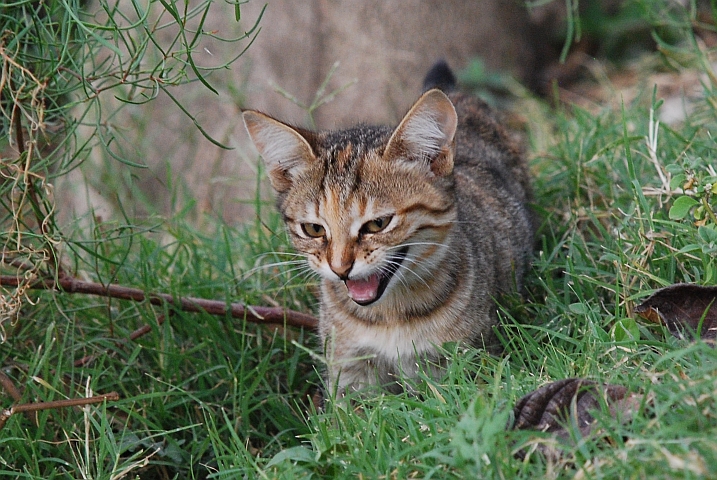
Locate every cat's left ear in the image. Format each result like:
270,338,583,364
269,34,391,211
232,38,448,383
242,110,316,193
384,89,457,177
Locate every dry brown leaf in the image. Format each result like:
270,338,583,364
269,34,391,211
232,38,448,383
510,378,642,460
634,283,717,342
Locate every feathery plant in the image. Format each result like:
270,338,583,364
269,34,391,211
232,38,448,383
0,0,260,335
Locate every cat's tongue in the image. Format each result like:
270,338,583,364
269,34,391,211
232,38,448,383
345,274,380,304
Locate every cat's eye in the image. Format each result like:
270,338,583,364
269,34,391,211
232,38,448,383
361,216,393,234
301,223,326,238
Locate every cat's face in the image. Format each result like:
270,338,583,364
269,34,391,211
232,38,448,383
243,90,458,306
279,144,455,305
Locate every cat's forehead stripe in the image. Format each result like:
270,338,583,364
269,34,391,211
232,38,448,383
328,189,359,219
322,187,343,228
336,143,353,169
399,202,454,216
358,194,368,217
313,196,321,219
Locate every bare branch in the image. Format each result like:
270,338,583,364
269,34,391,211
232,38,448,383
10,391,120,413
0,391,120,430
0,275,319,329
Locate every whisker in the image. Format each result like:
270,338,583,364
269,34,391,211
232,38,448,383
241,259,308,279
402,259,435,286
393,264,428,292
380,261,413,291
258,264,320,292
280,268,320,290
250,250,308,266
391,243,450,270
383,256,432,290
388,241,450,250
241,250,310,277
254,250,308,259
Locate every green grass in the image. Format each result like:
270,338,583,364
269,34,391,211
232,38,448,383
3,2,717,479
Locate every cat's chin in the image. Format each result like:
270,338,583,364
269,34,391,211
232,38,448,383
344,247,408,306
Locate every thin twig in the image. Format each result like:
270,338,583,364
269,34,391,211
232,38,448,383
12,90,24,152
0,369,35,425
0,275,319,329
10,391,120,413
2,257,35,272
0,370,22,403
73,355,97,368
0,391,120,430
129,314,166,341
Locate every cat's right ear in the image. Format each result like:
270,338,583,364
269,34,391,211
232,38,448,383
242,111,316,193
383,89,457,177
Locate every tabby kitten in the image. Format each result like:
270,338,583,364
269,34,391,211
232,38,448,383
242,63,533,396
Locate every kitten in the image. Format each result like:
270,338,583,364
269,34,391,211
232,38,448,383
242,62,533,396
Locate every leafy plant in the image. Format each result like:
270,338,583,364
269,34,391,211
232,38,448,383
0,0,261,332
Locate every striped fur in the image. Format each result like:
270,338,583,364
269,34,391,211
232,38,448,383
243,83,533,396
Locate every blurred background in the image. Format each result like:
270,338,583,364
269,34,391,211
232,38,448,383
52,0,650,226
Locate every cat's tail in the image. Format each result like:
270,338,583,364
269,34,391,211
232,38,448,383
422,60,457,93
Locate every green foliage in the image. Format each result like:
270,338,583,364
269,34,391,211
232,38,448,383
0,0,260,331
450,383,513,477
527,0,711,63
2,0,717,478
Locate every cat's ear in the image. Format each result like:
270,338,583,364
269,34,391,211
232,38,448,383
384,89,457,177
242,111,316,192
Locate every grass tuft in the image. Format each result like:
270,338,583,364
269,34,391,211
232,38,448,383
2,1,717,478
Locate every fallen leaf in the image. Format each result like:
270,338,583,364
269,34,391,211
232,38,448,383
510,378,642,460
634,283,717,342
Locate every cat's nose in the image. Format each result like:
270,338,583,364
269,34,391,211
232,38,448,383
330,260,354,280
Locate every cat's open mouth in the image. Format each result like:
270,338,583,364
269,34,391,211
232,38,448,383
344,247,408,306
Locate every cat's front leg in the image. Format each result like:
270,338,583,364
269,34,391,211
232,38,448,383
325,356,378,399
